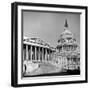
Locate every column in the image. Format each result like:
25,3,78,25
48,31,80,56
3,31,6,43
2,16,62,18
26,45,28,60
63,45,65,50
64,45,65,51
62,45,64,51
71,45,73,51
30,45,32,61
23,49,25,61
71,45,72,51
47,49,48,60
45,48,47,60
61,46,62,51
47,49,49,60
29,46,31,60
67,45,69,51
38,47,40,61
72,46,74,51
35,46,37,60
23,45,25,60
69,45,71,51
48,49,50,60
68,45,70,51
49,50,51,60
43,48,45,60
42,48,44,61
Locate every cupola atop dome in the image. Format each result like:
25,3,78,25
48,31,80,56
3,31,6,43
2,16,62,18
58,19,74,43
64,19,68,30
60,19,73,39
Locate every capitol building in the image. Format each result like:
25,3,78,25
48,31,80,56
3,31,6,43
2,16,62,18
53,20,80,71
23,20,80,75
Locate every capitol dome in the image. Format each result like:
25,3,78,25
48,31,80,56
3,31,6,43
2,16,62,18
55,19,80,71
57,19,79,52
60,29,73,39
58,20,74,44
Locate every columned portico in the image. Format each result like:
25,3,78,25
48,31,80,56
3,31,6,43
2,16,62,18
23,38,55,62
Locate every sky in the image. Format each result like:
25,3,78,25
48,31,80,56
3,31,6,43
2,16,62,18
23,11,80,47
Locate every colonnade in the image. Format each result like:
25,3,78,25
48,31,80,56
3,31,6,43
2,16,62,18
23,44,53,61
66,56,80,70
58,45,77,52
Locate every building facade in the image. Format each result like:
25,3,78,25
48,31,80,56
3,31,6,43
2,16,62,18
23,37,55,62
55,20,80,70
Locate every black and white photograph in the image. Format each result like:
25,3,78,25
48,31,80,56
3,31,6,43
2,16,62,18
22,11,80,77
11,2,88,87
